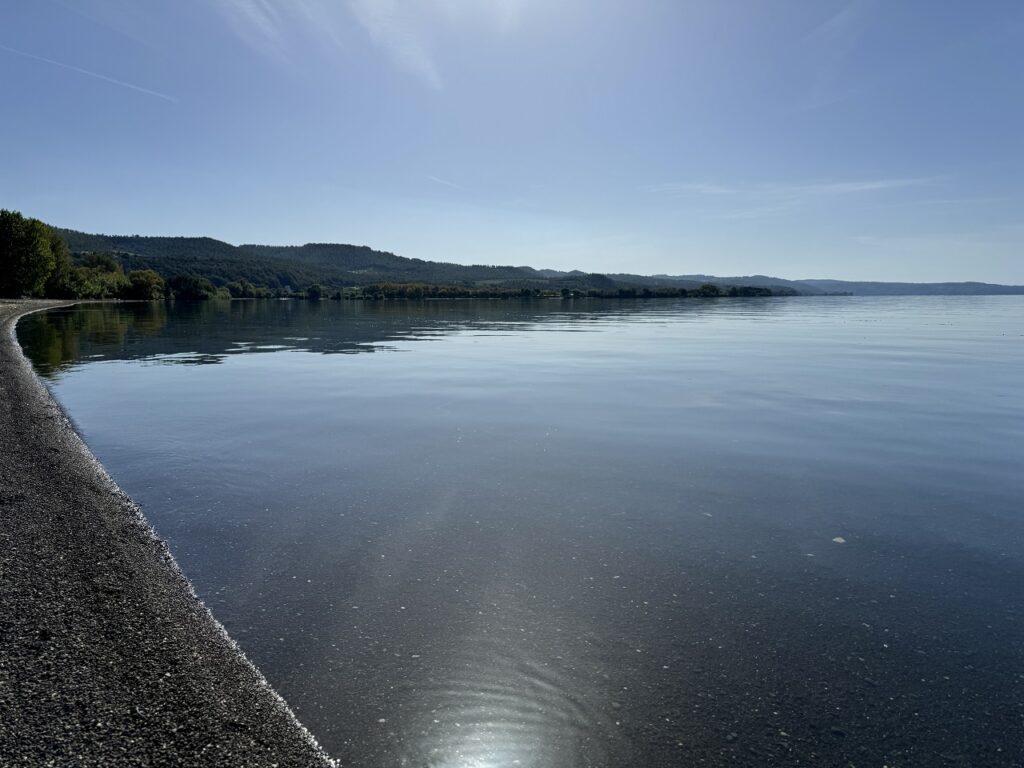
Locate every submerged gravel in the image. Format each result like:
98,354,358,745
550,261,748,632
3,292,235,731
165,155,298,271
0,300,335,767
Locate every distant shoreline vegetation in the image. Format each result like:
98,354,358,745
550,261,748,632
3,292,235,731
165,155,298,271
332,282,789,300
0,210,797,302
5,210,1022,301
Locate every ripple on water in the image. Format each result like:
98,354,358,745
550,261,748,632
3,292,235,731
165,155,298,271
402,640,620,768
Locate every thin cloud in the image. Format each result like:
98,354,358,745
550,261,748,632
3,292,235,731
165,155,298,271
346,0,530,89
217,0,529,89
791,178,933,195
0,43,177,103
347,0,442,89
799,0,876,110
215,0,291,63
214,0,349,69
427,174,462,189
648,177,934,219
803,0,875,45
650,177,932,199
216,0,442,87
224,0,282,39
433,0,527,34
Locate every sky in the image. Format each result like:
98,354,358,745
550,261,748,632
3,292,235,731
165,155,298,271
1,0,1022,282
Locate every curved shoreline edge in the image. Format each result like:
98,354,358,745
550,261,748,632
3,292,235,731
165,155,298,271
0,301,335,767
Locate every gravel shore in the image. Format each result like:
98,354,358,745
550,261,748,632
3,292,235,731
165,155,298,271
0,300,335,767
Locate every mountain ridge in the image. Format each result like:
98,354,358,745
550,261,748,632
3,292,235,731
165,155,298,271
56,228,1024,296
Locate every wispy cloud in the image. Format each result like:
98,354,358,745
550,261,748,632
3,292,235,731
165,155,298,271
427,174,462,189
345,0,531,88
347,0,442,89
221,0,283,44
804,0,875,48
217,0,529,89
0,43,177,102
651,177,931,198
214,0,300,65
648,177,934,219
798,0,876,110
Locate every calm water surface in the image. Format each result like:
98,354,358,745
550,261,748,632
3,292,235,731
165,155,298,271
19,297,1024,766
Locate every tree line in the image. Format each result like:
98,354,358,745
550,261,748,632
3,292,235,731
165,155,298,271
4,209,798,302
348,282,794,300
2,210,165,300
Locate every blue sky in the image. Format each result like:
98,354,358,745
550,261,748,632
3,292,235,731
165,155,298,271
2,1,1022,282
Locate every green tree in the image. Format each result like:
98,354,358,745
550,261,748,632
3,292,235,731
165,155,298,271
61,251,130,298
167,274,218,300
80,252,122,272
225,278,257,298
125,269,166,300
698,282,722,298
43,231,74,298
0,209,59,297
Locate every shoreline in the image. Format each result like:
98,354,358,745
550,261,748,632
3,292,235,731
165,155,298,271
0,300,334,766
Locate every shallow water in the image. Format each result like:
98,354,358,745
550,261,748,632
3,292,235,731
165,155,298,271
19,297,1024,766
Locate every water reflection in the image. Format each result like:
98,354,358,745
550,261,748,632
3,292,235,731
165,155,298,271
18,296,802,377
18,297,1024,767
407,639,615,768
17,301,169,376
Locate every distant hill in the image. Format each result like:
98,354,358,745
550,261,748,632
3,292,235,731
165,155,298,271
646,275,1024,296
58,229,548,290
651,274,820,293
57,228,1024,296
795,279,1024,296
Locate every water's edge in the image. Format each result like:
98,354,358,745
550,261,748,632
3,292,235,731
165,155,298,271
0,300,335,767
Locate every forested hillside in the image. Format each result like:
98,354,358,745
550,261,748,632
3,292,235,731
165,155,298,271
0,217,1014,300
58,230,545,289
52,229,804,296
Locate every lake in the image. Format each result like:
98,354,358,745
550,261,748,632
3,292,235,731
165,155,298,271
18,297,1024,767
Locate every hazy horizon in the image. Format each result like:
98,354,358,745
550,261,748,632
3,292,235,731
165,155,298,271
3,1,1023,282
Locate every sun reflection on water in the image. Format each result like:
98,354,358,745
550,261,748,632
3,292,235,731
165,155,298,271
403,640,616,768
